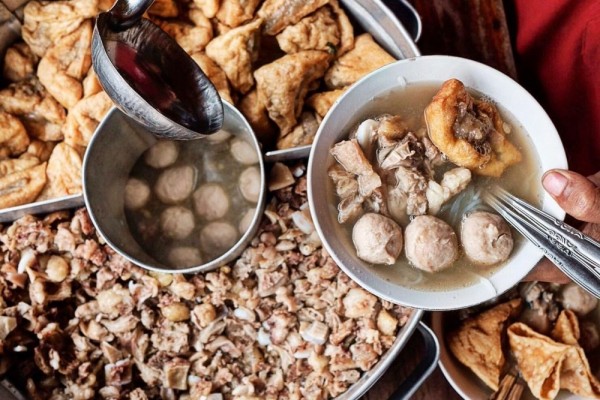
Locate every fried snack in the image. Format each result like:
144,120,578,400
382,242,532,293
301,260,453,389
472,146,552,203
0,163,46,208
329,0,354,55
39,143,83,199
276,6,340,54
63,91,112,150
424,79,522,177
324,33,394,89
3,42,38,82
205,19,262,94
0,154,39,178
258,0,329,35
255,50,330,135
21,0,98,57
307,88,346,117
82,69,103,97
277,111,319,149
0,78,66,142
148,0,179,18
508,320,600,400
551,309,580,345
215,0,261,28
447,298,522,391
0,112,30,156
158,8,213,53
190,53,233,103
193,0,220,18
238,89,276,143
26,140,55,162
37,20,93,109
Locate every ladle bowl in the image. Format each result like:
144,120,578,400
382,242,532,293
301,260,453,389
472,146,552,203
92,0,224,140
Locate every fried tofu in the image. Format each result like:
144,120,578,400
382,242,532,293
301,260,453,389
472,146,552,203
159,9,213,54
215,0,261,28
307,88,346,118
3,43,38,83
0,162,46,208
276,111,319,149
38,143,83,199
276,6,340,54
238,89,276,143
258,0,329,35
0,112,30,156
63,91,112,150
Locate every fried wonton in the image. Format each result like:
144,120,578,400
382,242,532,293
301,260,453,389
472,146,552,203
159,9,213,53
37,20,93,109
551,309,580,345
324,33,394,89
277,111,320,149
215,0,261,28
0,154,40,178
424,79,522,177
238,89,276,143
0,163,47,208
26,140,55,163
508,317,600,400
193,0,220,18
38,143,83,199
0,112,30,156
190,53,233,103
205,19,262,94
276,6,340,54
258,0,330,35
0,79,66,142
448,298,522,391
63,91,112,150
254,50,330,135
21,0,98,57
3,43,38,83
307,88,346,118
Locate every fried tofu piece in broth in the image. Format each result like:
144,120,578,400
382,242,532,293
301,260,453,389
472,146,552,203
0,112,30,156
324,33,394,89
258,0,330,35
215,0,261,28
0,163,47,208
63,91,112,150
3,43,38,83
254,50,330,135
22,0,98,57
38,143,83,199
0,79,66,142
206,19,262,94
190,53,233,103
37,20,93,109
307,88,346,118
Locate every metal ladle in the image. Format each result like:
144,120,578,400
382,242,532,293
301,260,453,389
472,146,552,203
91,0,223,140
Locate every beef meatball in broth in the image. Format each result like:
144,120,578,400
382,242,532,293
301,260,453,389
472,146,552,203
160,206,195,240
461,211,513,265
230,138,259,165
193,183,230,221
352,213,403,265
169,246,202,268
200,221,238,254
239,166,261,203
144,141,179,168
559,283,598,316
239,208,256,234
155,165,196,204
124,178,150,210
405,215,458,272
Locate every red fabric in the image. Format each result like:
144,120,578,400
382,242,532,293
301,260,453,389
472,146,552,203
512,0,600,175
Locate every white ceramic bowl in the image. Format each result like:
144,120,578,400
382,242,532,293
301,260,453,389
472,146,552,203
307,55,568,310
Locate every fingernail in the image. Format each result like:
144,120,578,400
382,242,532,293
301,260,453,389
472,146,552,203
543,172,568,196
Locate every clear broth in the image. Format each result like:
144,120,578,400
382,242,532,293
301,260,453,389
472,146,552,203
328,82,542,292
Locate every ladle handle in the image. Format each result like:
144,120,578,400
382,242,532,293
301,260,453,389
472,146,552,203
108,0,155,30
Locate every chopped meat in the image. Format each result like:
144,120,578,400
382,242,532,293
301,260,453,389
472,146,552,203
330,139,381,196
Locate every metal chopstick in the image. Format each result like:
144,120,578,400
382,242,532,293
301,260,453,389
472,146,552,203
483,188,600,299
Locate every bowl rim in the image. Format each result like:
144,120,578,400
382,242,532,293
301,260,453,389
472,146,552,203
307,55,568,310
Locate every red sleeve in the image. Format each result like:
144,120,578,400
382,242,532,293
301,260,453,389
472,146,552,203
512,0,600,175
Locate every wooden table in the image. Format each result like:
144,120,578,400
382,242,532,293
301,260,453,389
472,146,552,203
363,1,516,398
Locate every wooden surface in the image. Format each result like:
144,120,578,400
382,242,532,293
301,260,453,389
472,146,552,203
362,1,516,398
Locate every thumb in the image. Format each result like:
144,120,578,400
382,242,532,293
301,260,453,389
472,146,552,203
542,169,600,224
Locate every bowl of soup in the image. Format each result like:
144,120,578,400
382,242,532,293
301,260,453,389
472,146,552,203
307,55,568,310
83,102,266,274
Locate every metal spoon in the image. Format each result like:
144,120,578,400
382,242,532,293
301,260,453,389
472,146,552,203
91,0,224,140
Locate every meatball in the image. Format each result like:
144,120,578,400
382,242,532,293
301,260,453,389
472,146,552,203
155,165,195,204
206,129,231,143
160,206,195,240
200,221,238,254
144,141,179,168
405,215,458,272
352,213,403,265
193,183,230,221
238,208,256,234
230,138,259,165
461,211,513,265
124,178,150,210
559,283,598,316
239,166,261,203
168,246,202,268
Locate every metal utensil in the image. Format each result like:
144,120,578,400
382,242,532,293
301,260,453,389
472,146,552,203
484,186,600,299
92,0,224,140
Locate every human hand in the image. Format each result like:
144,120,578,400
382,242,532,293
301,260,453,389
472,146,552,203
523,169,600,283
